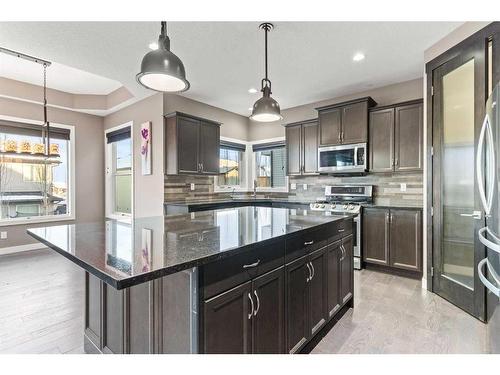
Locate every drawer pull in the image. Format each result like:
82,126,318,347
304,240,314,246
338,229,345,233
243,259,261,269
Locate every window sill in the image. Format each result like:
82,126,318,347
0,214,75,227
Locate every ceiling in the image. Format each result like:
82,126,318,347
0,22,462,116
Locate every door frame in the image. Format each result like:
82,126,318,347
425,22,500,320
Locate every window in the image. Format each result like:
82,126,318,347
216,140,246,190
253,143,287,189
106,124,132,218
0,119,73,224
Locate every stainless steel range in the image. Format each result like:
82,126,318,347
309,185,373,270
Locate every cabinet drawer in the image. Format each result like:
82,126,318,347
203,240,285,299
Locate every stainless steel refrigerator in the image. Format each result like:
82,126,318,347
477,82,500,353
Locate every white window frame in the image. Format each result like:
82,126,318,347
250,137,289,193
105,121,134,220
214,136,250,193
0,115,76,226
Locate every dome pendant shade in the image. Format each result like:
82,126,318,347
136,22,190,92
250,22,281,122
250,85,282,122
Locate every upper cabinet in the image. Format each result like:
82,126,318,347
369,100,423,173
316,97,376,146
165,112,221,175
285,119,318,176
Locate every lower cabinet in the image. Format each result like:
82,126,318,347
362,207,422,273
203,267,285,354
340,235,354,305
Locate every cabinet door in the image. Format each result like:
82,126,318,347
340,235,354,305
362,208,390,265
177,116,200,174
369,108,394,172
203,281,252,354
389,209,422,272
199,121,220,175
252,267,285,354
319,107,342,146
285,255,310,353
286,125,302,175
327,241,341,318
309,246,328,336
395,103,423,171
342,101,368,144
302,121,319,175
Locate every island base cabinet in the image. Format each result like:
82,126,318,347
340,235,354,305
327,242,342,318
309,248,328,337
203,281,253,354
202,267,286,354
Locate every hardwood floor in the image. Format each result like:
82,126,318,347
312,269,488,354
0,249,488,354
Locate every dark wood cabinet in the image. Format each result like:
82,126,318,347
252,267,285,354
369,100,423,173
285,119,318,176
363,207,422,274
369,108,394,172
203,281,252,354
340,235,354,305
327,241,341,318
317,97,376,146
165,112,221,175
204,267,285,354
285,255,310,353
308,247,328,337
389,209,422,272
394,103,423,171
363,207,390,265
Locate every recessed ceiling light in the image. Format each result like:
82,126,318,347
148,42,159,50
353,52,365,62
248,88,258,94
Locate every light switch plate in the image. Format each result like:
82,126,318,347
290,183,297,190
190,183,195,191
400,183,407,192
0,231,7,240
303,184,308,190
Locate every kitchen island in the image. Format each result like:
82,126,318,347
27,206,354,354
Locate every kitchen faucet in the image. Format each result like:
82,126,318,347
253,180,257,198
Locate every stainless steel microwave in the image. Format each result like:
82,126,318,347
317,143,367,173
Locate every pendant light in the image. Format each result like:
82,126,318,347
250,23,282,122
136,21,190,92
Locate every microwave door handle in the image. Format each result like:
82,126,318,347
354,146,358,167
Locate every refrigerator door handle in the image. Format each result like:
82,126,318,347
476,113,495,216
479,226,500,255
478,258,500,298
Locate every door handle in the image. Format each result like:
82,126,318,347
306,262,312,282
476,113,495,216
340,244,345,261
309,262,315,280
478,258,500,297
247,293,254,319
460,211,482,220
253,290,260,316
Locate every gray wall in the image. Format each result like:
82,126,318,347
0,96,105,250
248,78,423,141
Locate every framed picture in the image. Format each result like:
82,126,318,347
140,121,152,175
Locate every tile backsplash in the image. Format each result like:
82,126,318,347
164,172,423,207
288,172,423,207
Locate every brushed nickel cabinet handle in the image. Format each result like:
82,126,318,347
243,259,261,269
253,290,260,316
338,228,345,233
306,262,312,282
310,262,315,280
304,240,314,246
247,293,254,320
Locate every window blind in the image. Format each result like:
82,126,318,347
0,120,70,140
106,126,131,144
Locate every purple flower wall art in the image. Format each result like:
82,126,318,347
140,121,152,175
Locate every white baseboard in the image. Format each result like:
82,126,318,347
0,243,47,256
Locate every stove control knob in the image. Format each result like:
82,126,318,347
343,204,348,210
320,204,325,208
314,204,320,208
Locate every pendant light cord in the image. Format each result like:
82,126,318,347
161,21,167,37
43,63,50,156
264,26,268,81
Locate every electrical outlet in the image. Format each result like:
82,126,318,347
303,184,308,190
400,183,407,192
190,183,195,191
0,231,7,240
290,183,297,190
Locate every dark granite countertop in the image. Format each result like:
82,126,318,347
361,204,423,210
165,197,317,207
27,206,352,290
